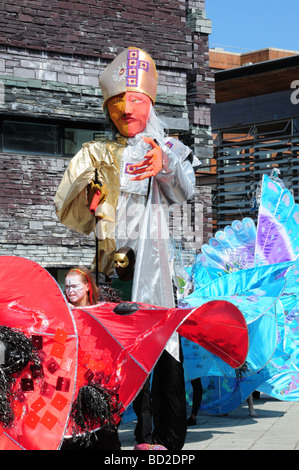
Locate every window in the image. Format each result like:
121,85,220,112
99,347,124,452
3,121,60,156
64,128,106,156
1,118,109,157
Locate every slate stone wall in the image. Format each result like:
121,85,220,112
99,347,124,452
0,0,194,65
0,0,214,271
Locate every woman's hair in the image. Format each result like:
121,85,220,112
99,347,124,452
65,266,99,305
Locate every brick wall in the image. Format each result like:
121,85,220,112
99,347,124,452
0,0,192,67
0,0,214,271
0,0,215,138
0,153,95,267
185,1,214,157
0,153,212,268
0,48,188,127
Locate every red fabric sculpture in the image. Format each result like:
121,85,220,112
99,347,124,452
0,256,248,450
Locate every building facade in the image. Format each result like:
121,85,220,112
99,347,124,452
198,47,299,230
0,0,215,282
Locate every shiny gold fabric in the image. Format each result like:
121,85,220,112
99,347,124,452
99,47,158,109
91,238,116,276
54,139,126,275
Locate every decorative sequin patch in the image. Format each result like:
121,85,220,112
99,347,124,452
54,328,68,345
24,410,40,430
31,397,46,413
112,64,127,82
56,376,71,393
41,381,56,399
165,141,174,149
21,378,34,392
125,163,136,174
40,411,58,431
50,392,68,412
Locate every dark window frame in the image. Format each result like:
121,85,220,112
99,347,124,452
0,116,106,158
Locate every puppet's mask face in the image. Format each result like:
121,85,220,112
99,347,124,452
107,91,151,137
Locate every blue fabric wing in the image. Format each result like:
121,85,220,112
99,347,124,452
255,174,299,265
197,218,256,272
182,173,299,413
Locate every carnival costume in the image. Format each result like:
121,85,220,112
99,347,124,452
54,47,196,310
54,47,197,449
0,256,248,450
181,172,299,415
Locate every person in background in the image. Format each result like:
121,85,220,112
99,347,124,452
64,266,99,307
62,266,121,450
111,247,155,448
111,246,135,301
187,377,203,426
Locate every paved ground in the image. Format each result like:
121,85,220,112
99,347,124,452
118,394,299,450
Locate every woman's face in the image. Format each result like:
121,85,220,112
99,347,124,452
65,274,89,307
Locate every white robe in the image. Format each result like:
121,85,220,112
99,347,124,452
55,132,196,360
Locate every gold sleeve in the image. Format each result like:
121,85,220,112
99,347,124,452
54,140,123,235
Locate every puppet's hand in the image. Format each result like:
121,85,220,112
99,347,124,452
87,181,108,208
129,137,163,181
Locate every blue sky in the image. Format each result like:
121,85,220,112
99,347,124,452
205,0,299,53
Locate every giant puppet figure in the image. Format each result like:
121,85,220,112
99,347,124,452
54,47,197,449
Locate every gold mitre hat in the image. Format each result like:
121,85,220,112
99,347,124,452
99,47,158,109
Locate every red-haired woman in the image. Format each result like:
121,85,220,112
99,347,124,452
62,266,121,450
